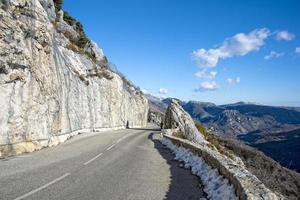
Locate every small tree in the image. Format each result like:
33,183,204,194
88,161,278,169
63,11,76,25
53,0,63,12
76,34,90,49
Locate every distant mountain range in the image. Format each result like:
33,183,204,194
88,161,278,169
146,94,300,172
182,100,300,136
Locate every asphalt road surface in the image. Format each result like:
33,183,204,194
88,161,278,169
0,125,206,200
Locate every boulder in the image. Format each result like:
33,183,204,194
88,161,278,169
164,99,207,145
84,41,105,64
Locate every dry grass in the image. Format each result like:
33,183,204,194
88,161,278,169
87,67,114,80
66,43,82,53
195,121,235,159
173,130,187,140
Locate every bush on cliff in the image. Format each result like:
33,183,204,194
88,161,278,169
53,0,63,13
63,11,90,49
195,121,233,157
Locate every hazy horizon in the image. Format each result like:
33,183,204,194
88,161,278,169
147,92,300,107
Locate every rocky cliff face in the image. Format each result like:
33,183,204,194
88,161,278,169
0,0,148,157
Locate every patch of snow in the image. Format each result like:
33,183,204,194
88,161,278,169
161,138,238,200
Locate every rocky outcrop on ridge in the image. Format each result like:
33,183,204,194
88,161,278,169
164,100,207,145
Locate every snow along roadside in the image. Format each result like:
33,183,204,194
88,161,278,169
161,138,238,200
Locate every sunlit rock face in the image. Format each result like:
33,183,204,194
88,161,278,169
0,0,148,156
164,99,207,145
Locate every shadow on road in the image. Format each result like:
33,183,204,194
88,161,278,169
129,127,161,131
148,133,206,200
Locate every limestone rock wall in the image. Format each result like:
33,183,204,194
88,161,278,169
0,0,148,157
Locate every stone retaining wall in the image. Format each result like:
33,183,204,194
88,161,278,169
163,134,283,200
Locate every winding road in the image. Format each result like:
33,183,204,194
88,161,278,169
0,125,205,200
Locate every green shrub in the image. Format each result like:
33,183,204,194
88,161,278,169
53,0,63,12
53,1,91,60
75,21,84,33
66,43,80,53
63,11,76,26
76,34,90,48
63,12,90,49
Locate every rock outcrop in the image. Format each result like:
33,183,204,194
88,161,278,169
0,0,148,157
164,99,207,144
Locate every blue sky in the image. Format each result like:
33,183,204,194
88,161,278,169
64,0,300,106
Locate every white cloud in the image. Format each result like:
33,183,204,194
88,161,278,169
275,31,295,41
295,47,300,54
192,49,219,68
264,51,284,60
195,81,219,92
158,88,168,94
192,28,270,68
227,77,241,85
195,69,217,79
227,78,233,84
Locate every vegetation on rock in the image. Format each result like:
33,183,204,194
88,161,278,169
63,11,90,49
195,121,234,158
53,0,142,92
53,1,91,58
53,0,63,13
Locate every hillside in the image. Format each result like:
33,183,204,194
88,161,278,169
146,96,300,172
238,127,300,172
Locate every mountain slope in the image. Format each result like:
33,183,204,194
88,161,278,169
238,127,300,172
